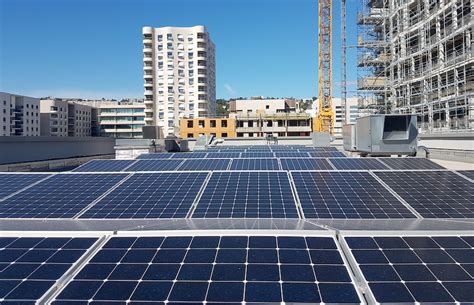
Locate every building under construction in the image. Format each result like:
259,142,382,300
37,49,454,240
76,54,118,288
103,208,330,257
357,0,473,132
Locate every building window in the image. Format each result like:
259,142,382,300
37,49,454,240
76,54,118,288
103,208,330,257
199,120,205,128
210,120,216,127
222,132,227,137
221,120,227,128
266,105,270,109
187,121,193,128
187,133,193,138
157,34,163,41
167,33,172,40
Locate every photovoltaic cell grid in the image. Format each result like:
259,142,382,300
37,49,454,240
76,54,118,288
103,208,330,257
274,151,311,158
375,171,474,218
136,153,173,159
458,170,474,180
73,160,136,172
193,172,298,218
0,174,50,200
178,159,231,171
171,152,209,159
0,174,127,218
52,236,361,304
126,160,183,171
379,158,445,170
292,172,416,219
345,235,474,303
280,158,334,170
205,152,241,159
240,152,276,158
329,158,389,170
229,158,280,170
80,172,207,219
0,237,97,303
309,151,347,158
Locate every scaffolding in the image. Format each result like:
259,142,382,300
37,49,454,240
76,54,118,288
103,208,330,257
357,0,473,133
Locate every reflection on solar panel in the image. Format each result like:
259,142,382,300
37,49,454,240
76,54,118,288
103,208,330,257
137,153,173,159
309,151,346,158
126,159,183,171
458,170,474,180
329,158,389,170
0,174,50,200
379,158,445,169
80,172,207,219
375,171,474,218
179,159,230,171
53,236,360,304
230,159,280,170
0,174,127,218
172,152,208,159
73,160,136,172
345,235,474,303
292,171,416,219
240,152,275,158
274,152,311,158
280,158,333,170
205,152,241,158
193,172,298,218
0,237,97,303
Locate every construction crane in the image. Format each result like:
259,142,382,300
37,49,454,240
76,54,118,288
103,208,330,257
316,0,335,134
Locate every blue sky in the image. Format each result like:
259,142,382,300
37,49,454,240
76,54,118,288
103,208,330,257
0,0,360,100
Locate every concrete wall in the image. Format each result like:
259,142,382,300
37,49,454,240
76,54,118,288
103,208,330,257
0,136,115,165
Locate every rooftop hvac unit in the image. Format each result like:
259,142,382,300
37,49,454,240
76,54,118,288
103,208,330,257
355,114,418,156
342,124,357,151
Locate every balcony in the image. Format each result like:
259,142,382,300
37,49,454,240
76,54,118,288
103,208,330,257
143,38,153,44
262,126,286,132
144,90,154,96
287,126,312,132
358,77,387,89
143,48,153,54
236,126,261,133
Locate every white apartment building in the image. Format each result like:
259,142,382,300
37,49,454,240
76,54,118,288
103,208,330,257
0,92,40,136
97,102,145,138
143,25,216,136
40,99,69,136
68,103,92,137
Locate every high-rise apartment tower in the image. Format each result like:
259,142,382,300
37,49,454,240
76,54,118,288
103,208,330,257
143,26,216,136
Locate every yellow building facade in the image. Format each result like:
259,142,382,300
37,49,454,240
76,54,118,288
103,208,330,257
179,118,237,138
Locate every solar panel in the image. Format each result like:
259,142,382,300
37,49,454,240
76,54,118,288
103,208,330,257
274,152,311,158
379,158,445,169
52,235,361,304
171,152,208,159
229,158,280,170
126,159,183,171
79,172,207,219
292,171,416,219
345,235,474,303
193,172,299,218
0,174,127,218
205,152,241,158
374,171,474,218
329,158,389,170
137,153,173,159
240,152,275,158
73,160,136,172
309,151,347,157
179,159,230,171
301,147,338,151
0,174,50,200
280,158,334,170
458,170,474,180
0,236,97,303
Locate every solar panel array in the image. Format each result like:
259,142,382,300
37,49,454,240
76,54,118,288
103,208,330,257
345,235,474,303
73,160,136,172
52,235,361,304
0,173,50,200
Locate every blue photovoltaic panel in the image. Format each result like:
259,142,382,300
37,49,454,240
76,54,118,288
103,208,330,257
274,152,311,158
375,171,474,218
459,170,474,180
346,235,474,303
80,172,207,219
193,172,298,218
379,158,445,170
0,237,97,303
73,160,136,172
171,152,209,159
292,171,416,219
240,152,275,158
230,159,280,170
280,158,333,170
179,159,231,171
0,174,50,200
309,151,347,158
136,153,173,159
329,158,389,170
0,174,127,218
205,152,242,158
126,159,183,171
53,236,360,304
